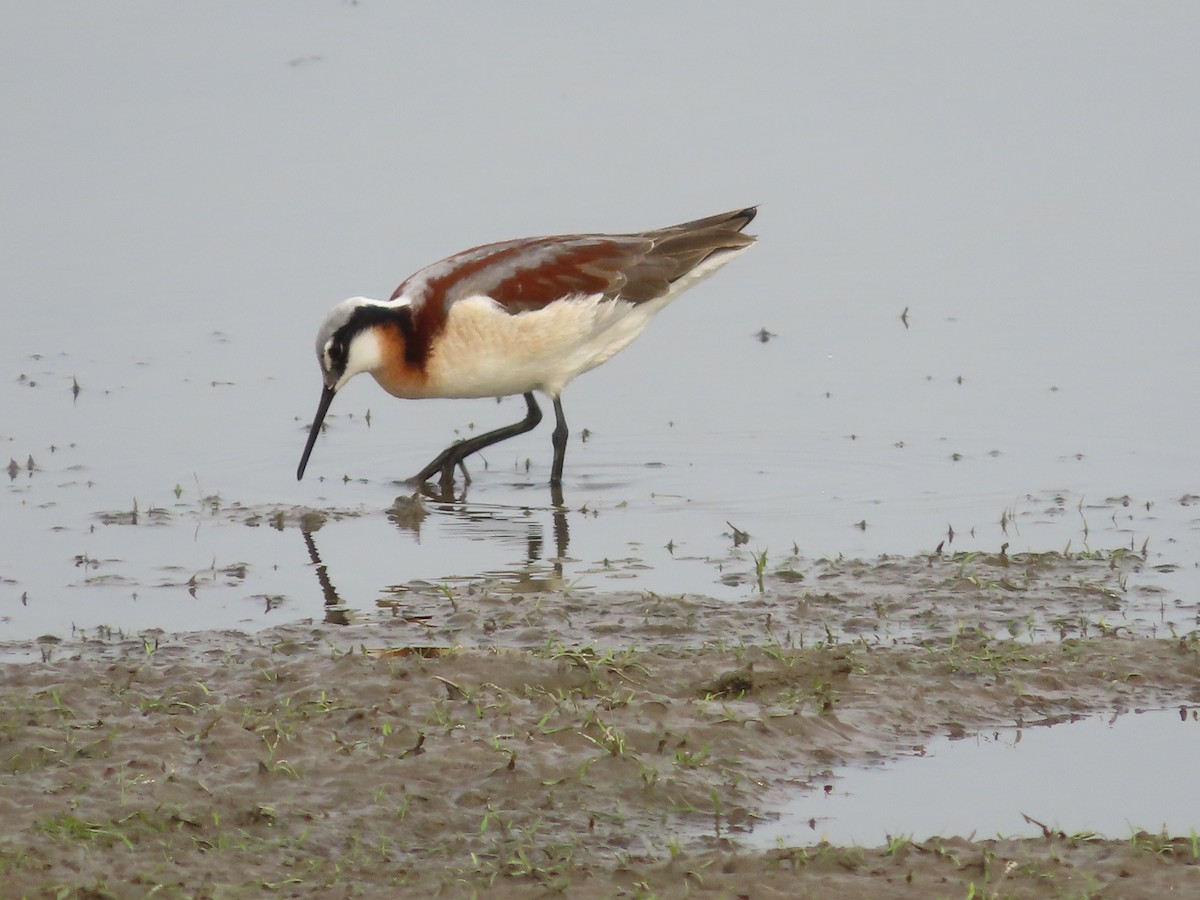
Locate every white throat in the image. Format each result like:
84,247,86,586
334,327,385,392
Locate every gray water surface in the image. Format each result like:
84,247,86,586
750,709,1200,847
3,3,1199,640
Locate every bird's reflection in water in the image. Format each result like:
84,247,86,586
302,483,570,623
398,481,570,592
300,526,352,625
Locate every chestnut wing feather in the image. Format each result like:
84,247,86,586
483,237,670,311
392,206,757,316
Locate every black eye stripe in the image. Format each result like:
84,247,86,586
325,304,410,372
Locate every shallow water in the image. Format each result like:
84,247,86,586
4,3,1200,642
751,708,1200,847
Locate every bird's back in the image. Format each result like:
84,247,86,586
376,207,758,400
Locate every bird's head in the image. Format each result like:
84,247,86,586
297,298,395,480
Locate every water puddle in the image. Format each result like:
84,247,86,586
750,708,1200,847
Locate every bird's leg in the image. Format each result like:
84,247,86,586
410,392,543,485
550,397,568,486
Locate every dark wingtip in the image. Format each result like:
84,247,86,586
711,205,759,244
710,205,758,235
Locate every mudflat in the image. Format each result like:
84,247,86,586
3,550,1198,898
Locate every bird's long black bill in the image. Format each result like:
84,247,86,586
297,385,336,480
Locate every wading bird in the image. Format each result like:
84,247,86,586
297,206,757,487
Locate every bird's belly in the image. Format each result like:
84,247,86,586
416,294,663,399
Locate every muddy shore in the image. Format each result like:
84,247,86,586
3,550,1199,897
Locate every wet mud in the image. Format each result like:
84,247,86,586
2,551,1199,897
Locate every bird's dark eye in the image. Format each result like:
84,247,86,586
329,339,347,368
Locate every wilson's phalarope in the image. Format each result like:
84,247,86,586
297,206,757,486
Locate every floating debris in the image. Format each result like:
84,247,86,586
389,494,428,532
726,520,750,547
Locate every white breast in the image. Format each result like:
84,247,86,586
425,293,671,399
